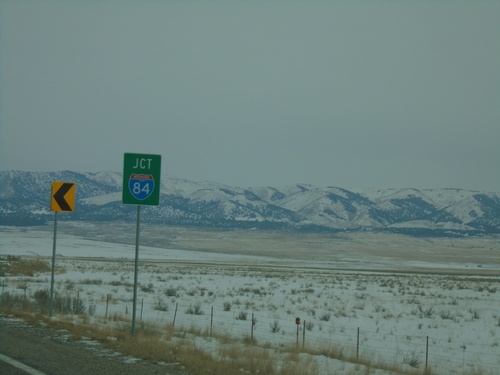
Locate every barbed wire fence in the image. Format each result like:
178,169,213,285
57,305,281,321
1,280,499,374
84,293,499,374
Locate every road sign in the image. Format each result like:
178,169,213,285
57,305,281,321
51,182,76,212
122,153,161,205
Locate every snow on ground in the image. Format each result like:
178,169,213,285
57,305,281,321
1,225,499,374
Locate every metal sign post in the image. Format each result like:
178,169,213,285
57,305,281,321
132,205,140,335
49,211,58,317
122,153,161,336
49,182,76,317
296,317,300,347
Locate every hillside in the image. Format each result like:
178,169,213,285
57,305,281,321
1,170,499,236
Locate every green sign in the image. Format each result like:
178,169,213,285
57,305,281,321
122,153,162,205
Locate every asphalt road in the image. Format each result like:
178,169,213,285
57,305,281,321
0,315,184,375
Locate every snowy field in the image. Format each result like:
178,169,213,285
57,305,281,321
1,223,499,374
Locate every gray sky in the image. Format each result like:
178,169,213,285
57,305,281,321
1,1,499,191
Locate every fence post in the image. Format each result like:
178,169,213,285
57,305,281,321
356,327,360,360
251,313,254,340
140,298,144,323
461,343,467,375
173,302,178,328
105,294,110,320
426,336,429,370
302,320,306,349
210,306,214,336
296,321,300,348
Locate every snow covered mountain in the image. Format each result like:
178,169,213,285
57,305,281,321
1,170,499,236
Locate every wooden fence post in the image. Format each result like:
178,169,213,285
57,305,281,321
356,327,360,360
210,306,214,336
105,294,110,319
296,321,299,348
426,336,429,370
140,298,144,323
302,320,306,349
173,302,178,328
251,313,254,340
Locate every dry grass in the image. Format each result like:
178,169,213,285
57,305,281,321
1,305,495,375
1,290,496,375
1,255,51,276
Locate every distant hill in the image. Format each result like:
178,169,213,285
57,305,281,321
1,170,499,237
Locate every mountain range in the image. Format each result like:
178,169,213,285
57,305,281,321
1,170,499,237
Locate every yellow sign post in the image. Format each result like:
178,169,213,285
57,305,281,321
49,181,76,316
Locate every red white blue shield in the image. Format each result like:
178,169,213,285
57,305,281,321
128,174,154,201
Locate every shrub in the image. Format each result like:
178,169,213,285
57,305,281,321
0,292,33,312
185,302,203,315
439,310,454,320
56,295,72,314
33,289,50,313
402,351,420,368
469,308,480,320
5,257,51,276
252,315,258,327
81,278,103,285
236,311,247,320
154,298,169,312
270,320,280,333
164,288,178,297
319,312,331,321
418,305,434,318
140,282,154,293
72,296,86,314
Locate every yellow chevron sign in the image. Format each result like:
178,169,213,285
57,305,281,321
50,182,76,212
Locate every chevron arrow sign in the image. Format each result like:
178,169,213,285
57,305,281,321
51,182,76,212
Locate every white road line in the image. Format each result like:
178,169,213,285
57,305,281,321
0,353,48,375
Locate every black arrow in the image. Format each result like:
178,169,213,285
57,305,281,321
53,183,74,211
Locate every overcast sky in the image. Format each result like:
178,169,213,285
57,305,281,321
1,1,499,191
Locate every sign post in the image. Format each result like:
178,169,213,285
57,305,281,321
296,317,300,347
49,182,76,317
122,153,161,335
